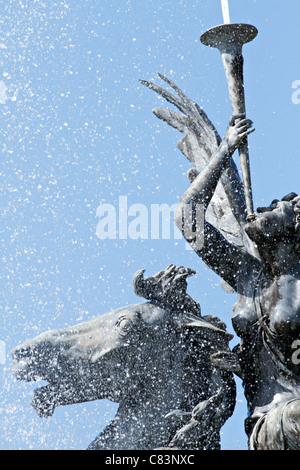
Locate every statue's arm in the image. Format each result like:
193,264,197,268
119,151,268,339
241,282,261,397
194,222,257,291
175,116,253,212
174,116,260,291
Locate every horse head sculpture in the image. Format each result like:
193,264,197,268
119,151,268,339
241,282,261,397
12,265,236,450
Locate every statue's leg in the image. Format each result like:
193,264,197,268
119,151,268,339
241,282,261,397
249,399,300,450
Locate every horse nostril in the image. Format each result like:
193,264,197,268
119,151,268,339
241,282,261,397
12,346,31,361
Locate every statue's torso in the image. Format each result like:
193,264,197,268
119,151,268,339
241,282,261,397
233,271,300,339
260,273,300,337
232,271,300,419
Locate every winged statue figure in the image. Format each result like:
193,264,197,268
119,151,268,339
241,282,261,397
140,73,259,292
141,74,300,450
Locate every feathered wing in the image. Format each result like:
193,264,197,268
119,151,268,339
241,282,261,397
140,73,250,252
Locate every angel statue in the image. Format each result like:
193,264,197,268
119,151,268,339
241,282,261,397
141,74,300,450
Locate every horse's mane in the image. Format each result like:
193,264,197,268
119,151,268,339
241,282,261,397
132,264,201,317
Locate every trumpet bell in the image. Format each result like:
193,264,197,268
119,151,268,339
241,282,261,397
200,23,258,52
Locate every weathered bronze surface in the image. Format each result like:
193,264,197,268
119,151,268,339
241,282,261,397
12,21,300,451
12,266,235,450
142,71,300,450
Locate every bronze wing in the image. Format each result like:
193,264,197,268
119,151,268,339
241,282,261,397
140,73,253,255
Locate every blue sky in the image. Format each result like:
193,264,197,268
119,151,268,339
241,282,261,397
0,0,300,450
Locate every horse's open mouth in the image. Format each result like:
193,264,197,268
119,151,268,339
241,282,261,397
12,341,65,383
12,344,58,416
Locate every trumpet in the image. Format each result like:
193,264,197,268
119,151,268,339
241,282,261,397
201,23,258,217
